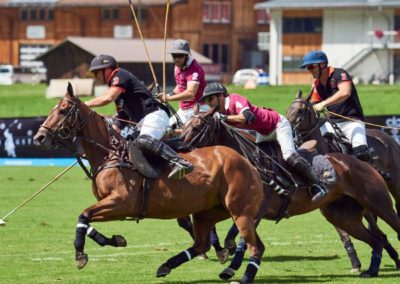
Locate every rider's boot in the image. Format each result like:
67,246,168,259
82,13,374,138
136,135,194,180
353,145,373,163
287,153,328,202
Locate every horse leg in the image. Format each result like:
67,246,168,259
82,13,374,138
333,226,361,272
177,216,195,239
220,198,266,281
73,193,131,269
232,214,265,284
224,222,239,255
320,203,383,278
156,208,225,278
210,226,229,264
364,211,400,269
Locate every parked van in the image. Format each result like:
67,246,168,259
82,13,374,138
0,65,47,85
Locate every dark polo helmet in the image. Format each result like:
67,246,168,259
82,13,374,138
89,54,118,72
169,39,191,54
201,82,228,102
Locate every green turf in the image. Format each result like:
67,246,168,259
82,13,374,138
0,84,399,118
0,167,399,283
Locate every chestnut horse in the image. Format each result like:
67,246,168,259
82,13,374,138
181,107,400,278
33,83,265,284
286,91,400,235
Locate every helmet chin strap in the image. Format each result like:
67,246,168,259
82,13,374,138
316,64,327,81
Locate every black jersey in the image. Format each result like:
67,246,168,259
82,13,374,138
108,68,169,122
311,67,364,122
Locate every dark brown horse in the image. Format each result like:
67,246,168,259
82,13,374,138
181,107,400,278
33,83,265,283
286,90,400,235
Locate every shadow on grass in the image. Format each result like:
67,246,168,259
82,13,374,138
166,271,400,284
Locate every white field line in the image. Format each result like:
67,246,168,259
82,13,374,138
0,238,347,262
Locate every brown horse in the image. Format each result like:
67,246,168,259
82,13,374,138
286,90,400,236
181,107,400,278
33,83,265,284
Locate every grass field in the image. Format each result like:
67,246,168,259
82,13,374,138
1,167,400,284
0,84,400,283
0,83,399,118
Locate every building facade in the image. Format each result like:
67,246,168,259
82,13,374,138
256,0,400,85
0,0,270,78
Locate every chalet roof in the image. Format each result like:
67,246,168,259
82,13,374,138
37,37,212,64
2,0,182,7
255,0,400,10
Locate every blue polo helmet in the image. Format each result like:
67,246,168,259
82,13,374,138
299,50,328,69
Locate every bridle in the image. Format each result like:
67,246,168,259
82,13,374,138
289,99,320,142
39,97,94,143
185,113,220,147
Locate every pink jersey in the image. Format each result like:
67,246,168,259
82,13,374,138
225,94,281,135
174,58,206,109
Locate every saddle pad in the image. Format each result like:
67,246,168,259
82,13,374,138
311,155,337,185
128,143,164,179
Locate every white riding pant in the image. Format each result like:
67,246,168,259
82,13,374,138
169,105,210,127
138,109,170,139
320,120,367,147
255,115,297,160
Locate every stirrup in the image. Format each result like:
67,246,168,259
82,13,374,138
168,163,194,180
311,185,327,202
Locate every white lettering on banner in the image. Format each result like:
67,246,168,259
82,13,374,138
385,116,400,144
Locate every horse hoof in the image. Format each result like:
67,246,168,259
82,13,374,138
359,270,378,278
229,281,242,284
76,253,88,269
197,253,208,260
156,264,171,278
350,267,361,273
395,260,400,269
217,249,229,264
112,235,127,247
219,267,236,280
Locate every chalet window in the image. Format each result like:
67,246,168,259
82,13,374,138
203,1,231,24
203,43,229,72
30,9,37,21
282,56,303,71
20,9,28,21
395,16,400,30
20,8,54,21
102,8,119,20
39,9,46,21
283,17,322,33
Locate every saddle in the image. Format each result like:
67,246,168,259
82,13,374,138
256,140,337,192
128,135,192,179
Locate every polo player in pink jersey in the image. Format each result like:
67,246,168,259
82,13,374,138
200,82,328,202
157,39,208,128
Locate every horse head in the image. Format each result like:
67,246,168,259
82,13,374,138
181,106,221,147
286,89,320,135
34,82,93,150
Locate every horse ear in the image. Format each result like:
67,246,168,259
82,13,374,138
67,82,75,97
296,89,303,99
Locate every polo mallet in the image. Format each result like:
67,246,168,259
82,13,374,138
128,0,183,128
0,161,78,226
162,0,171,101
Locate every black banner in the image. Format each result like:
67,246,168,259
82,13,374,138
0,117,74,158
365,115,400,145
0,115,399,158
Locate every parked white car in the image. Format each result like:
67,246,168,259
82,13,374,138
232,69,269,86
0,65,47,85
